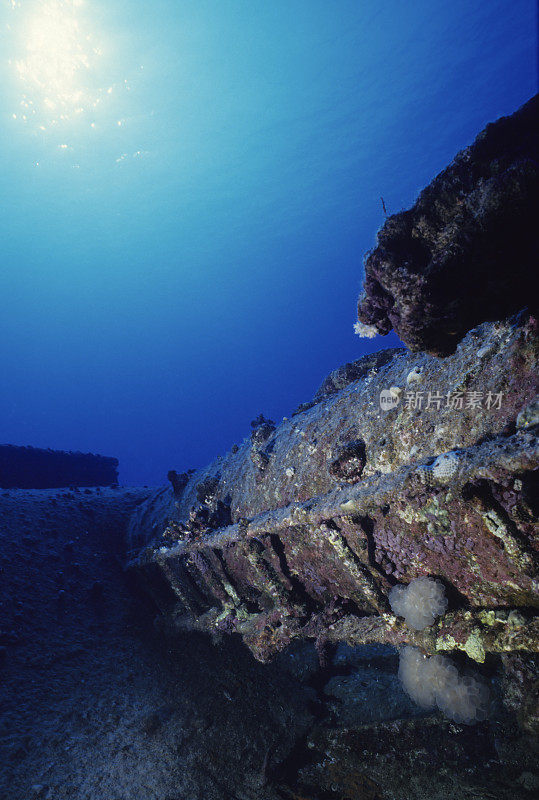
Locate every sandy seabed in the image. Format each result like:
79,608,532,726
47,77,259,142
0,487,316,800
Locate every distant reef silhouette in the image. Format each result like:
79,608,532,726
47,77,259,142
0,444,119,488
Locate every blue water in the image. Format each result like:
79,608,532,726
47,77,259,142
0,0,536,485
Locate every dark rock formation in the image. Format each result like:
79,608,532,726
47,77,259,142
167,469,192,496
0,445,119,489
356,94,539,355
250,414,277,474
501,652,539,735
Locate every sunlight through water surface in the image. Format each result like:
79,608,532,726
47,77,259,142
9,0,109,131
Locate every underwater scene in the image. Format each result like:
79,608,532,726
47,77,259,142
0,1,538,799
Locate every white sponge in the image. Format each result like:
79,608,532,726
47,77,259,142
432,451,460,482
389,576,448,630
399,646,489,724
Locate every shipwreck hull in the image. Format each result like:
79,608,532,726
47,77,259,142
126,315,538,663
126,98,538,671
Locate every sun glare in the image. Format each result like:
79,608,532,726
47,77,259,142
10,0,107,129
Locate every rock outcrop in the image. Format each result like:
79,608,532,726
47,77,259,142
356,94,539,355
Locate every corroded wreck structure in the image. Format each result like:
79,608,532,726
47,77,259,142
126,98,538,686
